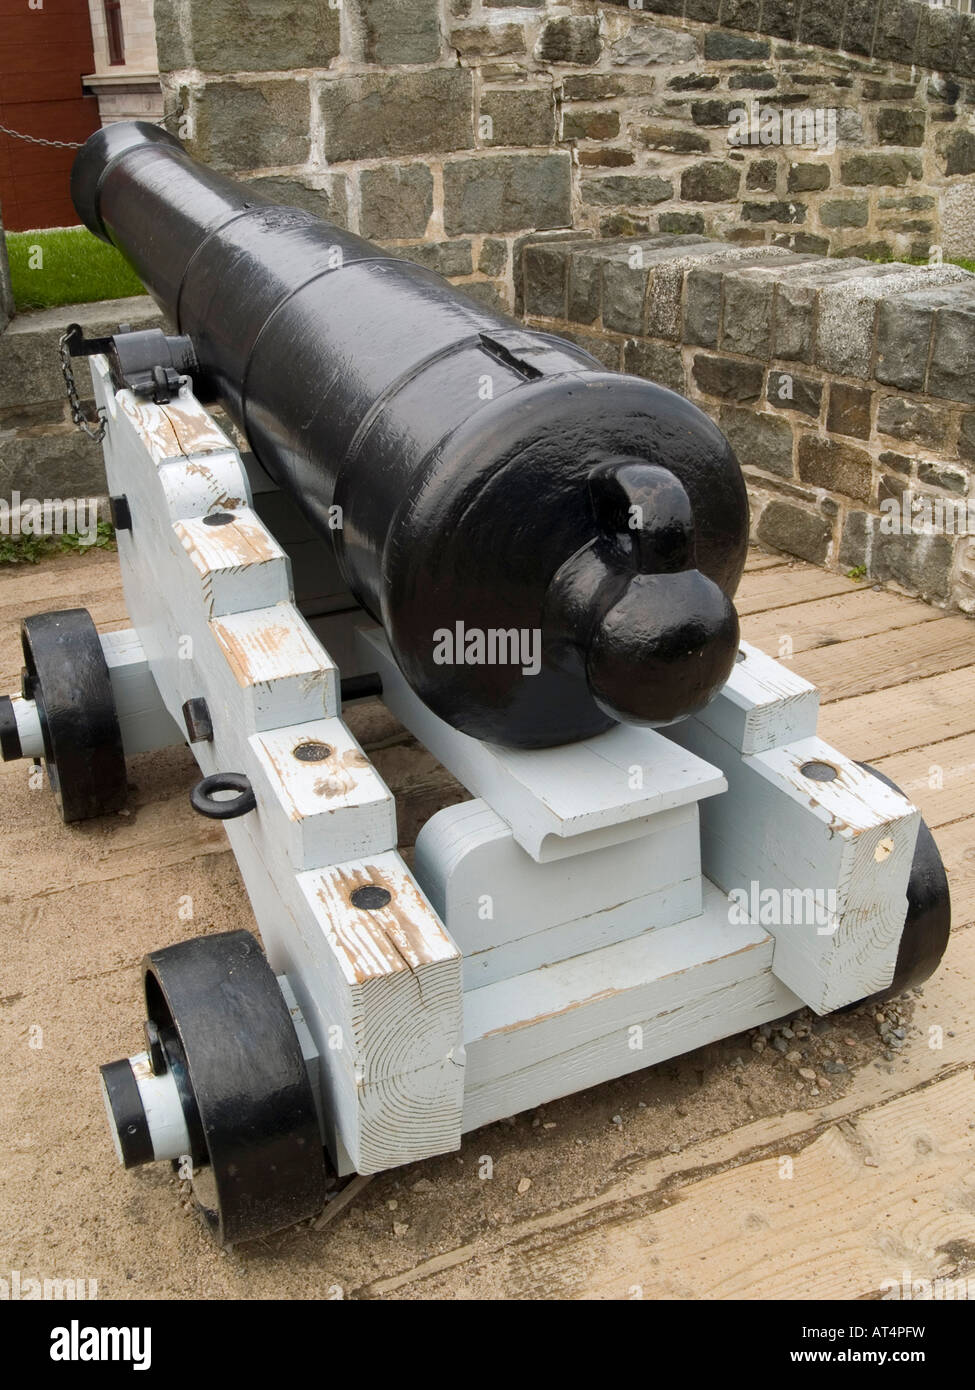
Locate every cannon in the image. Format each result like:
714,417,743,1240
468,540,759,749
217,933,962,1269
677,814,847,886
68,121,748,748
0,125,949,1245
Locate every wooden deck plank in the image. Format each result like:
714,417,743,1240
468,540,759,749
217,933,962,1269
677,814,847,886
788,616,975,703
735,566,867,617
509,1070,975,1300
743,552,790,573
818,667,975,762
741,587,944,659
872,733,975,831
931,817,975,927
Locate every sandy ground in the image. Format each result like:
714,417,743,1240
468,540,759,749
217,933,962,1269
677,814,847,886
1,548,972,1300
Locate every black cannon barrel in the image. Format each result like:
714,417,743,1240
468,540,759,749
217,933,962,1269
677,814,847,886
72,122,749,748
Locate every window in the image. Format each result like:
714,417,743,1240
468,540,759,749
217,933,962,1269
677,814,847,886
104,0,125,66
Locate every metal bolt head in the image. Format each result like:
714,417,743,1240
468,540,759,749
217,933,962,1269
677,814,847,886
292,741,332,762
801,760,838,782
351,885,392,911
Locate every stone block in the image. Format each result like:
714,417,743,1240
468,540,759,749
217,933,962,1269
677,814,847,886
826,382,873,440
361,0,441,64
244,174,349,227
691,353,764,401
481,88,556,148
562,109,621,141
767,369,822,417
320,70,474,163
873,0,921,68
876,108,925,148
194,80,310,169
720,405,795,478
681,162,741,202
758,499,831,563
840,153,922,186
876,395,950,447
622,338,686,395
177,0,340,74
536,16,601,64
582,175,674,207
359,164,434,241
522,243,569,318
926,303,975,405
444,154,572,234
720,270,773,357
797,433,873,502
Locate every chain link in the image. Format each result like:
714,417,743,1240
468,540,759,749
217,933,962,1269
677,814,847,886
58,334,107,443
1,108,184,148
0,122,84,150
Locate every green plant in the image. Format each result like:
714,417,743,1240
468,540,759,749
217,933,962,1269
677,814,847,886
0,520,116,566
5,227,144,310
847,565,867,581
850,248,975,276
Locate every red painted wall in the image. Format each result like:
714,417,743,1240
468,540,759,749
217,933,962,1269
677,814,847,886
0,0,101,230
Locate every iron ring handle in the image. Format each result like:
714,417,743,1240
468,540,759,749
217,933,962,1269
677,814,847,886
190,772,256,820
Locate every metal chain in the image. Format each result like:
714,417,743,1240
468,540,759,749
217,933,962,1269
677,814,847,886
1,107,183,148
0,122,84,150
159,106,185,131
58,334,107,443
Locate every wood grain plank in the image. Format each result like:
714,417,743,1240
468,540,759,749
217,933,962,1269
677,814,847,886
934,817,975,927
736,566,866,617
872,734,975,830
788,617,975,703
818,668,975,762
494,1070,975,1300
741,587,944,659
743,552,790,573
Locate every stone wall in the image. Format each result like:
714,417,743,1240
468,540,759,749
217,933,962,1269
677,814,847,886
153,0,975,316
0,297,165,503
523,234,975,610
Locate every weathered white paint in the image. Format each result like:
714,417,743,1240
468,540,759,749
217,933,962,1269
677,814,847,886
701,640,820,753
461,883,802,1131
129,1051,193,1164
416,798,703,989
93,360,465,1174
99,628,184,756
210,607,338,731
249,719,396,871
8,695,44,759
360,628,726,861
666,724,919,1014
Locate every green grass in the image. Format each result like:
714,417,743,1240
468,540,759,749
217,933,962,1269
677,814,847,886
854,249,975,275
0,521,116,566
5,226,144,311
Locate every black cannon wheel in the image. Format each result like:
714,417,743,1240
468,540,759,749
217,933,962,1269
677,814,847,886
21,608,127,823
143,929,327,1246
843,763,951,1010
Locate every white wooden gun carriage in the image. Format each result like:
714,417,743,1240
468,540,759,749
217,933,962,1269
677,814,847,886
0,363,948,1245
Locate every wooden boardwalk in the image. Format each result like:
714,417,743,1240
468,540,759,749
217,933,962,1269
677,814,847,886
0,546,973,1299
